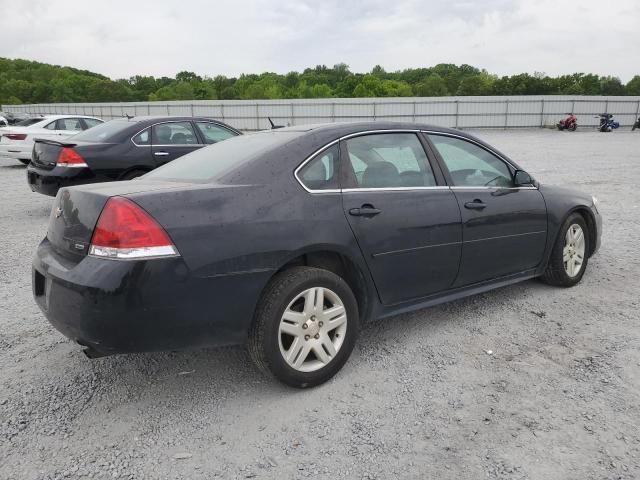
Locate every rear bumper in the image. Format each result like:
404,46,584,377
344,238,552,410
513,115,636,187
27,164,98,197
0,143,30,160
33,237,272,355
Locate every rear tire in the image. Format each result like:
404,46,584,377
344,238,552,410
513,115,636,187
120,169,146,180
541,213,589,287
248,267,359,388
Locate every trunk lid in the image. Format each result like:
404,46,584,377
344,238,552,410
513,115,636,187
32,138,77,169
46,180,192,259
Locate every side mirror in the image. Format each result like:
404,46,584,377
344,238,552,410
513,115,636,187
514,170,533,186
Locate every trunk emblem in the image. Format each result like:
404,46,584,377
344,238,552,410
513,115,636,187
54,207,63,218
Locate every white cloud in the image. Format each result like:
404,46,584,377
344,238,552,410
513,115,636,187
0,0,637,81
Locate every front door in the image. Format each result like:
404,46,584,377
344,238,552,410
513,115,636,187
151,121,202,166
426,133,547,287
340,132,462,305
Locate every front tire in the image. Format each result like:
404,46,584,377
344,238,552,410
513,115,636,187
541,213,589,287
248,267,360,388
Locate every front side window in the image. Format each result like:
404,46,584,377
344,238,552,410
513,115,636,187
152,122,198,145
297,143,340,191
195,122,237,144
428,135,513,187
344,133,436,188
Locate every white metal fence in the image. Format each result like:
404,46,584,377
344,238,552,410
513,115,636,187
4,96,640,131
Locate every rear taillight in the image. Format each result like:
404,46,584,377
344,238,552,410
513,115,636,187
57,148,88,168
3,133,27,140
89,197,179,259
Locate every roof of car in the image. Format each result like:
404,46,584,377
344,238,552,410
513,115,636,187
276,121,461,136
122,116,230,123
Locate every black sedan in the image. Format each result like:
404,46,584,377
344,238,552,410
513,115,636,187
26,116,241,196
32,122,602,387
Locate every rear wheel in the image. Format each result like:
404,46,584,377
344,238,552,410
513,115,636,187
248,267,359,388
541,213,589,287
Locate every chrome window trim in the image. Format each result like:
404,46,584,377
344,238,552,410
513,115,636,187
342,186,450,193
131,120,205,148
293,129,538,194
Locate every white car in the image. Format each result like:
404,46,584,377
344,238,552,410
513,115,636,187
0,115,103,164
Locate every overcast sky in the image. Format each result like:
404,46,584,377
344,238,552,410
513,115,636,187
1,0,638,81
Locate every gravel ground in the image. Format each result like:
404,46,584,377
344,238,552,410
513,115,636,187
0,129,638,480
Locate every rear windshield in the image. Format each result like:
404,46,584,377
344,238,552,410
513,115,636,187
144,131,302,183
15,118,44,127
68,119,131,142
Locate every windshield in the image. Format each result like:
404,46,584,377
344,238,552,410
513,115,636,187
144,130,302,183
69,119,131,142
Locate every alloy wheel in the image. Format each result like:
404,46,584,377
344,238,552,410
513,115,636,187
563,224,586,277
278,287,348,372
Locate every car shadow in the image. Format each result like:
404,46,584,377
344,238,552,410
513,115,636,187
0,163,26,170
79,279,545,399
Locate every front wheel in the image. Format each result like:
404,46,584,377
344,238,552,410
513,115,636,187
541,213,590,287
569,123,577,131
248,267,359,388
632,122,638,131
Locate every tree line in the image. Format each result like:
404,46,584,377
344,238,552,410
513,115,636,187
1,58,639,105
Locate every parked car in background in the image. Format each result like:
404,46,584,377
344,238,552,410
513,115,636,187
27,116,241,196
0,115,103,164
32,122,601,387
0,114,7,127
0,111,31,125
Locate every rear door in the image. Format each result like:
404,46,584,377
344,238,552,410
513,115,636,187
151,121,202,166
426,133,547,286
340,132,462,305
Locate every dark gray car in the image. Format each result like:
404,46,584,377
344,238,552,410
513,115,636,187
27,116,241,196
32,122,602,387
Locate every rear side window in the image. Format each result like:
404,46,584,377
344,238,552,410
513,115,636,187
44,121,57,130
152,122,198,145
133,129,150,145
195,122,237,144
297,144,340,191
344,133,436,188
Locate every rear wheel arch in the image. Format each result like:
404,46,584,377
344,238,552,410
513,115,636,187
268,249,374,324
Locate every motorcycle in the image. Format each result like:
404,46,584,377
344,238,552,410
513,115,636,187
595,113,620,132
557,113,577,131
633,117,640,131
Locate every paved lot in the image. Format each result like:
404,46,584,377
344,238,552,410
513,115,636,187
0,129,639,480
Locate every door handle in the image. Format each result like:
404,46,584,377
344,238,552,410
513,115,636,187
464,199,487,210
154,151,169,156
349,205,381,217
